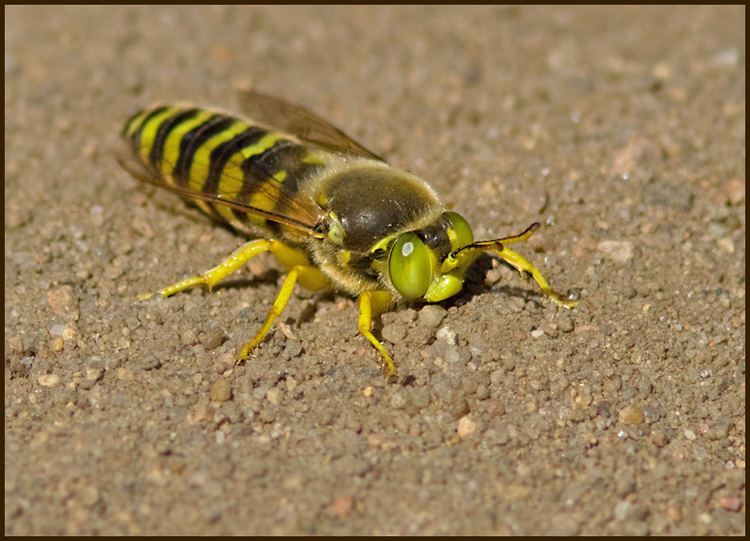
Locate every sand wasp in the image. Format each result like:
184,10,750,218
117,88,577,380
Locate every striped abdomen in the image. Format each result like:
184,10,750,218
120,105,325,236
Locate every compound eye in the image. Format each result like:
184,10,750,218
444,212,474,250
388,233,432,299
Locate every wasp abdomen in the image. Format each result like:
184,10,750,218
121,106,323,232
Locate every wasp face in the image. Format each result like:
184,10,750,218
387,212,477,302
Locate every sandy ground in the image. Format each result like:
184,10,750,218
4,5,745,535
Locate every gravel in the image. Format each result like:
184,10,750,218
5,5,744,537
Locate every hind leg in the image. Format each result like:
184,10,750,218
138,238,278,300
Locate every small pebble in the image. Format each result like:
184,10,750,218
717,238,734,254
85,368,104,382
117,368,134,381
450,397,470,419
712,47,738,67
457,415,477,438
666,506,682,523
188,403,212,424
719,496,742,512
51,337,64,352
444,346,460,364
623,286,638,299
408,387,430,409
598,240,634,264
651,430,669,447
642,405,660,424
618,405,645,426
210,378,232,402
611,135,661,182
181,329,199,346
708,421,730,440
259,406,276,424
647,181,694,211
436,326,457,346
381,323,406,344
50,323,66,337
652,62,672,80
614,500,632,521
79,485,100,507
329,495,355,517
390,392,406,409
201,326,225,350
531,329,545,339
62,326,77,341
140,356,162,371
277,320,298,341
37,374,60,387
543,324,559,338
724,177,745,206
557,315,574,332
362,386,374,398
418,305,447,329
266,387,283,405
283,339,303,359
707,222,727,239
46,285,79,319
285,377,298,393
683,428,697,441
616,473,636,497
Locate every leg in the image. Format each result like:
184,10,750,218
357,291,397,381
237,264,329,362
138,238,276,300
494,246,577,309
497,222,540,245
138,238,315,300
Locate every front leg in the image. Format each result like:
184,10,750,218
357,290,397,381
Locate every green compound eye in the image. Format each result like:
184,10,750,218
444,211,474,250
388,233,432,299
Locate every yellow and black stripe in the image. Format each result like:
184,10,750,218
122,106,325,233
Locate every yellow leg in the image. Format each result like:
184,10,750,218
494,246,577,309
138,239,276,300
497,222,540,245
357,291,397,381
237,264,329,362
138,238,317,300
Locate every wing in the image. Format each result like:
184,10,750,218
114,136,328,238
236,86,386,162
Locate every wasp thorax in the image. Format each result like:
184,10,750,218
323,166,440,251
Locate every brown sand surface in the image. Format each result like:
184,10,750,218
5,5,745,535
